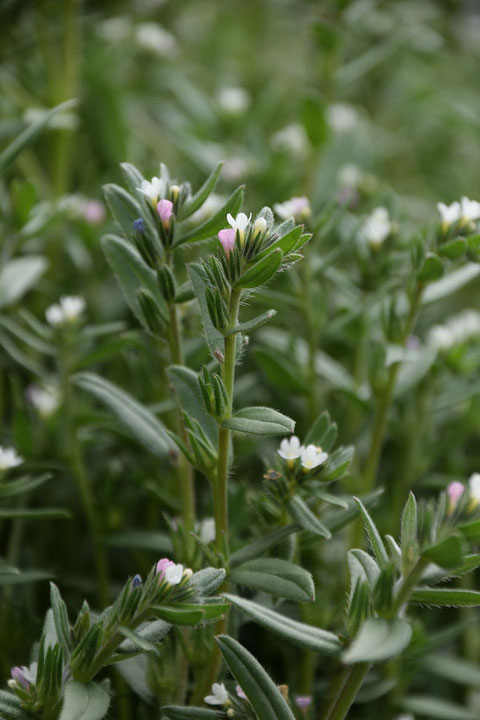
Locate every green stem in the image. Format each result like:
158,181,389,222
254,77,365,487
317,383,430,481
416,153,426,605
391,557,427,616
321,662,371,720
213,286,241,559
168,299,195,532
363,285,423,493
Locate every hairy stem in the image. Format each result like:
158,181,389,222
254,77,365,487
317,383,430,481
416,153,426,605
321,662,371,720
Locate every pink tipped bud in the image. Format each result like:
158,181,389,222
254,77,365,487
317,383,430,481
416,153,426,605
218,228,236,257
236,684,247,700
10,666,29,689
447,481,464,512
157,199,173,224
156,557,175,579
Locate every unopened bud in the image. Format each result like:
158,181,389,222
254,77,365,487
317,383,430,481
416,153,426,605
170,184,180,201
253,216,267,237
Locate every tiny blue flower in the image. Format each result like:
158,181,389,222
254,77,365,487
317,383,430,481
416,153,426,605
133,218,146,233
132,574,142,588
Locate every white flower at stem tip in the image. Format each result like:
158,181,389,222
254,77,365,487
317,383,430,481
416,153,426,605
278,436,302,462
227,212,251,245
300,445,328,471
460,196,480,224
0,446,24,473
137,176,164,206
361,207,391,249
164,563,184,586
46,296,86,327
204,682,230,706
199,517,216,544
274,196,310,221
437,201,460,229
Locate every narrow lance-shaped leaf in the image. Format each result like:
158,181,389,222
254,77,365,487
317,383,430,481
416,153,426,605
216,635,296,720
288,495,331,539
354,497,389,568
410,588,480,607
401,492,418,572
178,162,223,220
229,558,315,602
174,186,244,246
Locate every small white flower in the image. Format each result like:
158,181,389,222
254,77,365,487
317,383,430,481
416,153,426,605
223,156,249,181
437,201,461,227
253,216,267,236
46,296,85,327
428,309,480,352
460,196,480,223
278,436,302,461
164,563,184,586
360,207,391,248
300,445,328,471
204,682,229,706
137,176,165,205
271,123,309,156
274,196,310,221
327,103,358,133
338,164,362,189
135,22,177,57
218,87,250,114
199,517,216,544
469,473,480,507
227,212,251,233
28,385,60,418
0,447,23,472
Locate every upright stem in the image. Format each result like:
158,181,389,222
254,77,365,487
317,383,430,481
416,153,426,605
363,285,423,493
321,662,371,720
391,557,427,617
167,298,195,532
213,287,241,558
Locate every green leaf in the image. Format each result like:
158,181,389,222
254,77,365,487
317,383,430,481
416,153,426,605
401,492,418,571
229,558,315,602
0,569,51,586
151,606,205,625
102,234,166,328
224,595,340,654
170,601,230,621
410,588,480,607
163,708,223,720
178,162,223,220
342,618,412,664
50,582,71,654
191,567,226,596
116,620,171,656
422,263,480,305
118,627,161,656
401,695,480,720
255,226,304,261
0,256,48,309
223,406,295,435
216,635,296,720
225,309,277,336
187,263,224,354
58,681,110,720
422,535,464,568
230,525,300,568
236,249,283,289
301,93,327,146
0,99,77,174
0,508,70,520
0,473,51,499
166,365,217,444
175,186,244,246
422,652,480,689
353,497,389,568
288,495,331,539
254,347,309,394
458,517,480,542
304,411,338,450
103,183,162,258
73,372,174,458
0,690,31,719
417,253,444,282
438,237,466,259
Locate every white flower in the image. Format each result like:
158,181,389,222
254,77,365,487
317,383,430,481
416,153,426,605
223,156,249,181
46,296,85,327
274,196,310,221
218,87,250,114
460,196,480,223
327,103,358,133
469,473,480,507
97,16,131,43
199,518,215,544
253,216,267,236
204,682,229,706
300,445,328,471
271,123,309,156
227,212,251,243
135,22,177,57
437,201,461,227
428,310,480,351
0,447,23,472
278,436,302,461
429,325,455,351
137,176,164,205
164,563,184,586
190,194,226,224
360,207,391,248
28,385,60,418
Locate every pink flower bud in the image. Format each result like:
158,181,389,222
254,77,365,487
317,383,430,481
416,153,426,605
236,684,247,700
83,200,105,225
295,696,312,710
447,481,464,511
218,228,236,257
11,666,29,689
156,557,175,579
157,199,173,224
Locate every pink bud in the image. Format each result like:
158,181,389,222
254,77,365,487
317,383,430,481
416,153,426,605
447,481,464,508
218,228,236,257
157,199,173,224
156,557,175,579
83,200,105,225
11,666,29,689
236,684,247,700
295,696,312,710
